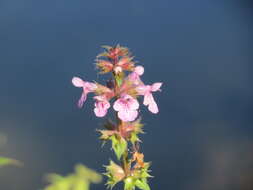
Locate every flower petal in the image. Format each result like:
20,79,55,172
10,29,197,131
84,82,97,91
134,66,144,76
128,97,139,110
143,93,152,106
77,93,87,108
151,82,162,92
136,85,149,95
94,96,110,117
143,93,159,113
72,77,85,87
114,95,139,121
104,100,111,110
148,101,159,114
118,109,138,122
94,106,107,117
113,99,123,111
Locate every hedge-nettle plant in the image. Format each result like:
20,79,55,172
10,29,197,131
72,45,162,190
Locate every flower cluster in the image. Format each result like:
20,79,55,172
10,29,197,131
72,45,162,122
72,45,162,190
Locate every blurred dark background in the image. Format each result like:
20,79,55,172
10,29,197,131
0,0,253,190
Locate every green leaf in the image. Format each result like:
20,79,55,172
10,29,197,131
0,157,22,167
135,179,150,190
43,164,102,190
72,178,89,190
130,133,140,144
110,135,127,160
46,174,65,183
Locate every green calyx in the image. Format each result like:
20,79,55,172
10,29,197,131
104,160,125,189
113,70,125,88
110,135,127,160
124,162,152,190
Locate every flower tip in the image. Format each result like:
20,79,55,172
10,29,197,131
77,99,84,108
77,93,87,108
134,66,144,76
151,82,163,91
72,77,84,87
148,102,159,114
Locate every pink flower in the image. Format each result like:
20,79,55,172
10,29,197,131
113,94,139,122
127,66,144,85
94,96,110,117
136,83,162,114
72,77,97,108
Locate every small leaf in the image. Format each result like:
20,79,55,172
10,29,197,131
130,133,140,144
135,179,150,190
111,135,127,160
98,129,117,140
0,157,22,167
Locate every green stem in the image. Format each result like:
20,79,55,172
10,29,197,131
122,147,130,176
113,70,131,176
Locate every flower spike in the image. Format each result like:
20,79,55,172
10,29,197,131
72,45,162,190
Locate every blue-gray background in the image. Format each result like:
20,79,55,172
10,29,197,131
0,0,253,190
